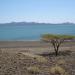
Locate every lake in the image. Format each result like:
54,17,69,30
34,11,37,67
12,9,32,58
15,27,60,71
0,24,75,41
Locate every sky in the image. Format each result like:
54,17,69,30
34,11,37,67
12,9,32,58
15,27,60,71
0,0,75,23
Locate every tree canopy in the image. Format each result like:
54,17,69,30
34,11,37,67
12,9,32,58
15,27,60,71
41,34,75,41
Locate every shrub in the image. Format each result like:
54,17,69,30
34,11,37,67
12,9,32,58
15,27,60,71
34,56,47,63
50,65,69,75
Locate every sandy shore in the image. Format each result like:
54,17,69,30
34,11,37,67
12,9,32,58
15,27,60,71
0,41,75,54
0,41,50,48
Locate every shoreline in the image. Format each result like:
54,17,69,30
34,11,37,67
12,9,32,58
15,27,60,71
0,41,49,48
0,41,75,48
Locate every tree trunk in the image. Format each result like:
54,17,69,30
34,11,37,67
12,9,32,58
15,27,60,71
54,45,59,56
55,49,58,56
51,40,61,56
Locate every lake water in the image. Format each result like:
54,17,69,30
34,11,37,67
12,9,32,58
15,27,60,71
0,24,75,41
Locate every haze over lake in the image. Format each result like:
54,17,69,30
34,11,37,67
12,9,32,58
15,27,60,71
0,22,75,41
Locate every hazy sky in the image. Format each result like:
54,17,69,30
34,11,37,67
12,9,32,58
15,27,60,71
0,0,75,23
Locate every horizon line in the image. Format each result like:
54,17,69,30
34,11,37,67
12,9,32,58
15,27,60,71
0,21,75,24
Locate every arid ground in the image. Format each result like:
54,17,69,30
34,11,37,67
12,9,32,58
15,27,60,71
0,41,75,75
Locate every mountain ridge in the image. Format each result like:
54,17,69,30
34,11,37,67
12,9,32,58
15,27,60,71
0,22,75,25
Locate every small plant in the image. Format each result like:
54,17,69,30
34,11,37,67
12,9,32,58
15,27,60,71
27,66,40,74
50,65,69,75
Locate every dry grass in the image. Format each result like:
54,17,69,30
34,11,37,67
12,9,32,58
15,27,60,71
27,66,41,74
21,52,48,63
50,65,69,75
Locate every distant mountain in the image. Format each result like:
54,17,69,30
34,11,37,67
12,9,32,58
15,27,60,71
0,22,75,25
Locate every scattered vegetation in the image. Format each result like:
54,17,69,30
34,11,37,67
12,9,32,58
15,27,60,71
0,40,75,75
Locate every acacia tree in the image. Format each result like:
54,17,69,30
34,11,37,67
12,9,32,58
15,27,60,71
41,34,75,56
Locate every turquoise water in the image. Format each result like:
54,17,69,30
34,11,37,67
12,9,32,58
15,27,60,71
0,25,75,41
